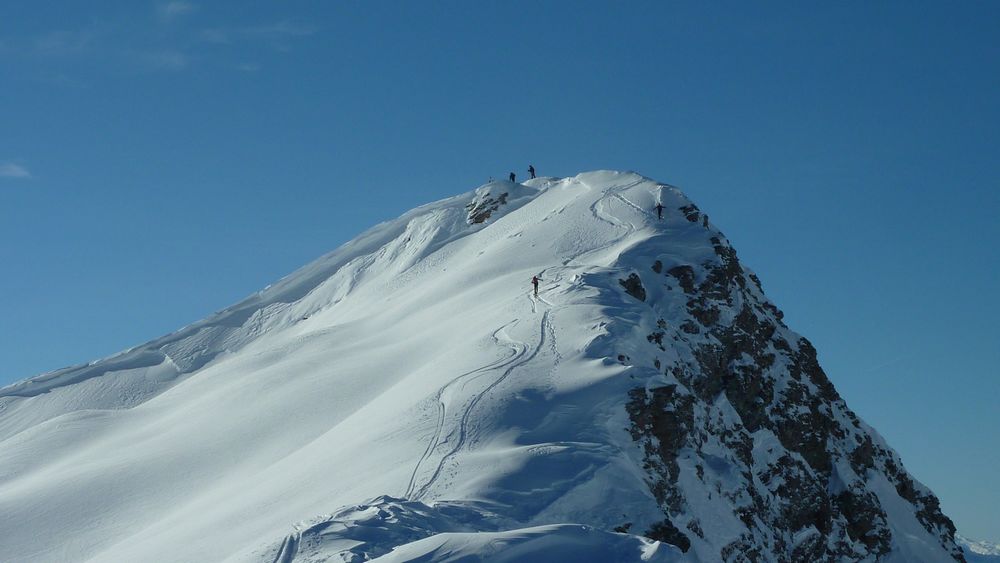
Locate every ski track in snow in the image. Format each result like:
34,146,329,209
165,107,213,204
565,178,644,268
612,191,651,217
410,312,550,501
404,321,527,500
404,181,644,502
270,529,300,563
0,172,966,563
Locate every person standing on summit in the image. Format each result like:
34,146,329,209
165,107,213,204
509,171,516,183
528,164,536,179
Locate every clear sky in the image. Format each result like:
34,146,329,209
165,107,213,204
1,1,998,542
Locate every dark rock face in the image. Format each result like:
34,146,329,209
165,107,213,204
667,266,696,294
619,230,963,562
647,519,692,552
465,191,509,224
833,487,892,556
619,273,647,302
678,204,702,223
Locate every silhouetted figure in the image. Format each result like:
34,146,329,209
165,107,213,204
655,203,664,220
509,172,516,182
528,165,536,179
702,214,709,227
532,275,540,297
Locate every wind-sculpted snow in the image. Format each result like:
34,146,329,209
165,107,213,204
0,171,965,562
256,496,683,562
0,181,537,439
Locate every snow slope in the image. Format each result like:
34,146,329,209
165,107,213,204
0,171,964,562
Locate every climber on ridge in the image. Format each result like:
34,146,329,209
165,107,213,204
531,275,541,297
528,164,536,179
509,171,516,183
655,202,664,220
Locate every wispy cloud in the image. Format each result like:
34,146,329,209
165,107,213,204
199,28,230,44
40,73,90,89
860,356,906,374
0,162,32,179
157,1,197,22
5,14,313,77
244,21,317,38
199,20,317,47
135,49,188,71
32,29,98,55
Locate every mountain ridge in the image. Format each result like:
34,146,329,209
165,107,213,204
0,171,964,562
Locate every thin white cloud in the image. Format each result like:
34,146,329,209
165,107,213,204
32,29,97,55
157,1,196,22
0,162,31,179
138,49,188,70
41,73,89,89
860,356,906,374
198,20,317,47
6,14,311,76
244,21,317,38
199,28,231,44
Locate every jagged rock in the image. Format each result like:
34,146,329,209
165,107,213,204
678,204,701,222
686,519,705,540
689,304,720,326
624,227,963,562
619,273,646,301
647,519,691,552
647,331,665,350
465,191,509,224
667,265,696,294
680,321,700,334
834,487,892,556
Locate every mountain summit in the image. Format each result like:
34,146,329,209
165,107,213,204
0,171,962,562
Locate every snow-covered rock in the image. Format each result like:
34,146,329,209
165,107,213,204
0,171,964,562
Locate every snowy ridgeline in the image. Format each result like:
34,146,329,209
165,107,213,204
959,535,1000,562
0,171,973,562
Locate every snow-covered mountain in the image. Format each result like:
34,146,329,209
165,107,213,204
958,535,1000,563
0,171,965,562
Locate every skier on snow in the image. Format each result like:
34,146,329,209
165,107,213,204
509,171,516,183
655,203,664,220
532,275,540,297
528,164,536,179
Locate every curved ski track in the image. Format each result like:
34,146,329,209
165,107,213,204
403,322,526,500
560,178,644,268
407,312,552,501
271,178,652,562
406,179,648,502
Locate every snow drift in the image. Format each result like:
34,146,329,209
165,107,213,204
0,171,965,562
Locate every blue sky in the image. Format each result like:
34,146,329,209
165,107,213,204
2,1,998,542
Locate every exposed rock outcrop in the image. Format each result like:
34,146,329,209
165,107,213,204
620,273,647,302
620,227,963,562
466,191,509,224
